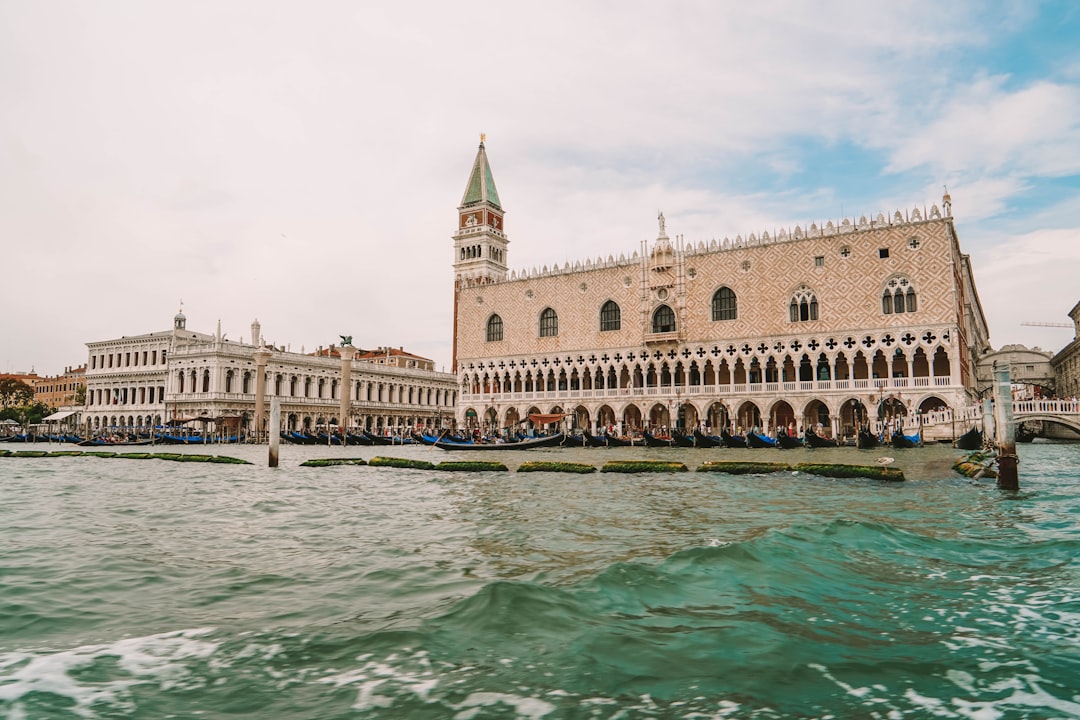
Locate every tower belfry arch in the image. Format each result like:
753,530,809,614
452,135,509,286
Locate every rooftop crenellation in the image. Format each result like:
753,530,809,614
457,202,949,288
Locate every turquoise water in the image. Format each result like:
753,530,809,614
1,442,1078,719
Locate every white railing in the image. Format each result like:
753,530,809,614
1015,399,1080,416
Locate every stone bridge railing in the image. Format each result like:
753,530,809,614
1014,399,1080,417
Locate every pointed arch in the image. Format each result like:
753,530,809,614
539,307,558,337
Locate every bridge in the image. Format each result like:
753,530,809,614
910,399,1080,440
1013,399,1080,435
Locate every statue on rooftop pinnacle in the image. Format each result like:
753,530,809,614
340,335,353,346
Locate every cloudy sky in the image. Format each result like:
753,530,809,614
2,1,1078,376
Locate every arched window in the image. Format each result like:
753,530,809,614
486,314,503,342
711,287,737,321
225,369,234,393
881,277,917,314
652,304,676,333
539,308,558,337
600,300,621,331
790,286,818,322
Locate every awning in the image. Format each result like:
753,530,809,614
43,410,78,422
528,413,567,425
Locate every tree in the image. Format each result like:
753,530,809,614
74,384,86,406
0,378,34,408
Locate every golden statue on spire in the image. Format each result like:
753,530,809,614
480,132,486,144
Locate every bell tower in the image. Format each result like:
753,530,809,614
453,135,508,285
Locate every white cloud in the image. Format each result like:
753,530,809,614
0,1,1077,374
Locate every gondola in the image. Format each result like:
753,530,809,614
776,430,803,449
720,429,747,448
434,432,566,451
642,431,674,448
562,433,589,447
582,431,611,447
803,428,838,448
1015,424,1036,443
890,430,921,448
856,429,880,449
671,432,696,448
954,426,982,451
692,429,722,448
77,438,155,447
363,431,413,445
603,434,638,447
746,431,777,448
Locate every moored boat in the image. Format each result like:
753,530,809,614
954,426,982,450
803,428,838,448
434,432,566,451
890,430,921,448
642,431,674,448
776,430,803,449
746,431,777,448
692,429,722,448
856,429,880,449
720,429,747,448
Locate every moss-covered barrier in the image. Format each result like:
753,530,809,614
368,456,434,470
953,451,997,479
697,461,791,475
517,461,597,474
793,463,905,482
600,460,688,473
435,460,509,472
0,451,251,464
300,457,369,467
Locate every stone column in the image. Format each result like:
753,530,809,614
253,349,272,443
339,345,356,436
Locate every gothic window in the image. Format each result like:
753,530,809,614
881,277,917,314
789,286,818,322
711,287,737,321
486,314,503,342
652,304,676,333
539,308,558,337
600,300,621,331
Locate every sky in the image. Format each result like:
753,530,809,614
2,1,1079,377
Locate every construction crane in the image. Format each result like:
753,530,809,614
1021,321,1072,328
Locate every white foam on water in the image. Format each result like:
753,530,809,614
0,627,218,718
450,691,556,720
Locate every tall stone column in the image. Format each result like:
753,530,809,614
339,345,356,435
253,349,272,443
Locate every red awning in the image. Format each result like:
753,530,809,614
528,413,566,425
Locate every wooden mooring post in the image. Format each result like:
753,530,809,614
269,397,280,468
992,362,1018,491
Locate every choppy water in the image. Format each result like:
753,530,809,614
1,441,1079,719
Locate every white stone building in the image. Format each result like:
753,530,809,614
83,310,457,436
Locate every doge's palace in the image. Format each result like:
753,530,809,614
452,140,990,439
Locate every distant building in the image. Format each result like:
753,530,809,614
451,140,991,437
975,346,1055,398
1051,300,1080,399
82,310,457,436
32,365,87,410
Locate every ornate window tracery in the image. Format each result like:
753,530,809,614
789,286,818,322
